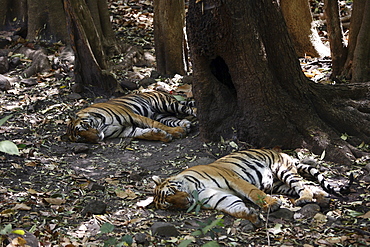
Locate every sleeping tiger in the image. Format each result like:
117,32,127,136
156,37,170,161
153,148,352,225
62,91,196,143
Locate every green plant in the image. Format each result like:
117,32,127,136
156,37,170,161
186,190,211,215
178,218,224,247
99,222,133,247
0,115,19,156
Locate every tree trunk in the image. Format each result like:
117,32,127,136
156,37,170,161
324,0,347,80
280,0,330,57
351,1,370,83
153,0,187,76
64,0,118,96
187,0,370,164
340,1,365,80
0,0,27,33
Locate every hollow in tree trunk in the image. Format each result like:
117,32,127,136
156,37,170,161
187,0,370,165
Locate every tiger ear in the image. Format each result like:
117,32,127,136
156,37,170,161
152,175,162,185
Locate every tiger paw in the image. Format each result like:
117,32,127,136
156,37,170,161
167,126,187,138
261,196,281,212
179,119,192,131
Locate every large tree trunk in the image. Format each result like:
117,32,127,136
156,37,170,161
324,0,347,80
64,0,118,96
280,0,330,57
153,0,187,76
187,0,370,164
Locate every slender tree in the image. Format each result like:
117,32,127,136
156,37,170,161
280,0,330,57
153,0,187,76
187,0,370,164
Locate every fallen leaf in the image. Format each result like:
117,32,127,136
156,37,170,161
12,203,31,211
44,198,66,205
115,189,137,200
358,211,370,219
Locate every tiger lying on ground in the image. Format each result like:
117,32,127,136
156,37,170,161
62,91,196,143
153,148,352,225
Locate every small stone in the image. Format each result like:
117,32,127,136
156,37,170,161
134,233,148,244
268,208,294,221
73,144,89,153
20,78,38,86
9,57,21,69
138,77,156,88
0,74,11,91
88,183,105,192
151,222,179,237
81,200,107,215
67,93,82,100
297,203,321,218
365,163,370,172
71,83,84,93
0,56,9,73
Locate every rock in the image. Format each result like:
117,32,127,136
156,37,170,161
138,77,156,88
0,74,11,91
151,222,179,237
365,163,370,172
81,200,107,216
296,203,321,219
72,144,90,153
0,56,9,73
9,56,21,69
120,79,138,90
7,229,39,247
20,78,38,86
71,83,84,93
150,70,160,79
134,233,148,244
88,183,105,192
67,93,82,100
268,208,294,222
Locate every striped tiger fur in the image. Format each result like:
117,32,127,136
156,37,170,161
62,91,196,143
153,148,352,224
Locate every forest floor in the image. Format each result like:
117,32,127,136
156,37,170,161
1,0,370,246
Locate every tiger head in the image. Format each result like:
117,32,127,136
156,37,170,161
152,175,190,210
61,117,104,143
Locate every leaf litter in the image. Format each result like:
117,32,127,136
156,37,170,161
0,0,369,246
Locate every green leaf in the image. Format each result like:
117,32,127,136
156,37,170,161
100,222,115,233
202,240,220,247
103,237,117,247
201,219,224,234
191,230,203,236
178,239,193,247
0,224,13,234
0,115,12,126
122,234,133,246
173,95,186,101
0,140,20,155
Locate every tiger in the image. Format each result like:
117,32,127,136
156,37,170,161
153,148,353,225
62,91,196,143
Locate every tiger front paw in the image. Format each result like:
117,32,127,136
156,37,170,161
294,196,313,207
167,126,187,139
261,196,281,212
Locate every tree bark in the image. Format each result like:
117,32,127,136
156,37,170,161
340,1,365,80
153,0,187,76
280,0,330,57
351,1,370,83
27,0,69,43
0,0,27,32
187,0,370,164
324,0,347,80
64,0,118,96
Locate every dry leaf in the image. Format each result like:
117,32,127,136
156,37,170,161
358,211,370,219
12,203,31,211
44,198,66,205
115,189,137,200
